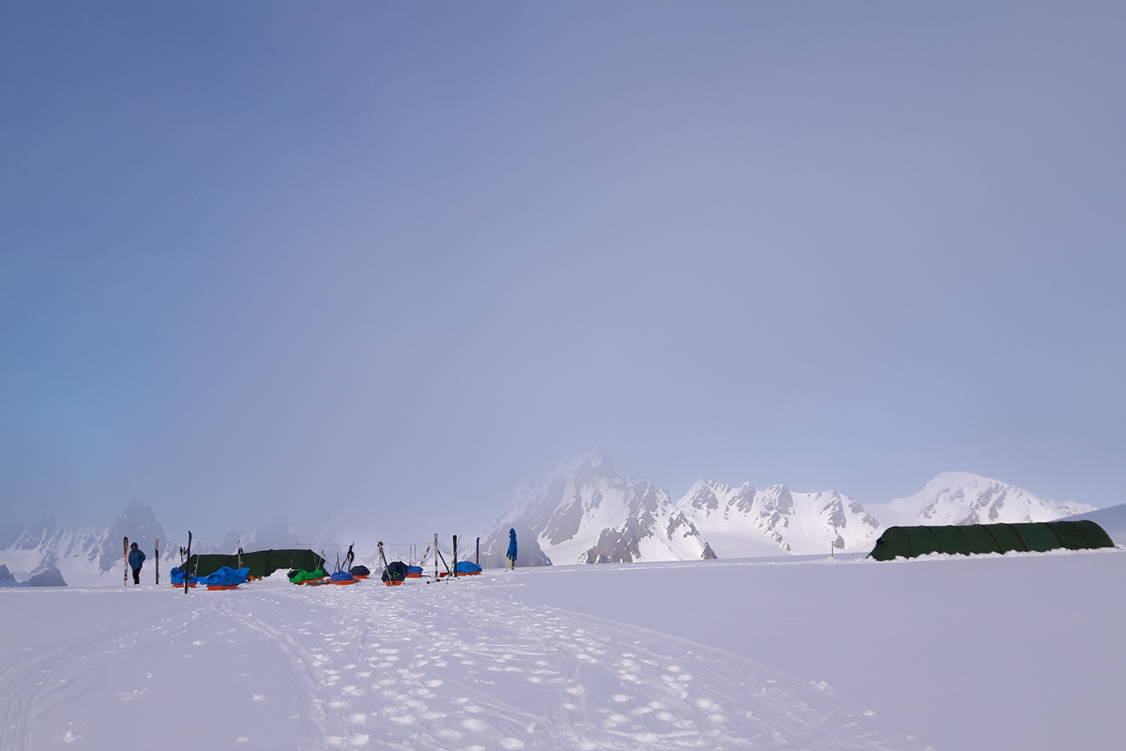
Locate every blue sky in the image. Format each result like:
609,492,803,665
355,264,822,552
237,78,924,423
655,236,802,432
2,2,1125,538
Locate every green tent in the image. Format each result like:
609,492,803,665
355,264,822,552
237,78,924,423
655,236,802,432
869,520,1114,561
187,549,325,579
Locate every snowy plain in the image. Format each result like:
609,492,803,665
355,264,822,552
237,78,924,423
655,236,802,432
1,549,1122,751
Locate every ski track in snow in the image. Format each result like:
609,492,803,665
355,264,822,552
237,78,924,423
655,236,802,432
1,578,926,750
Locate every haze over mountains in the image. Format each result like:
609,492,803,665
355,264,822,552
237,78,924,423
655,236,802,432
1,451,1106,583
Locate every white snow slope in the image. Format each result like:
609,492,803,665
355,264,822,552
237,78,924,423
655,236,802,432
678,481,880,556
2,549,1123,751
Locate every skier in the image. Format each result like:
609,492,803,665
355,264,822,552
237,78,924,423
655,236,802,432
506,528,517,570
128,541,146,585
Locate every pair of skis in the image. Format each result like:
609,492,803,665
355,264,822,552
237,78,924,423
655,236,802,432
179,531,193,594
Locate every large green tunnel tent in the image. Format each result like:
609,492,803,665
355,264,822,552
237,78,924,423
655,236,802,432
869,520,1115,561
187,549,325,579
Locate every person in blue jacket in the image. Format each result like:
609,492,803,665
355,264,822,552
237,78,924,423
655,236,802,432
128,541,146,585
506,528,517,570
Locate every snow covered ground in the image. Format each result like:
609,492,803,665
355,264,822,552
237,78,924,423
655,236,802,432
2,549,1122,750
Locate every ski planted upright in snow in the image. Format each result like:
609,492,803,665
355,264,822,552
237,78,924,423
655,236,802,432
155,537,160,585
123,536,129,586
183,530,192,594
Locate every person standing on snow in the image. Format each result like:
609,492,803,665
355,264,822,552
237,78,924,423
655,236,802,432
128,541,146,585
506,528,517,570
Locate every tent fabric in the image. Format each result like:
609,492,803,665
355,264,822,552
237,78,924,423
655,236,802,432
349,565,371,577
329,570,356,582
1072,520,1116,548
201,566,250,587
288,567,327,584
454,561,482,574
382,561,409,583
188,549,325,580
869,521,1115,561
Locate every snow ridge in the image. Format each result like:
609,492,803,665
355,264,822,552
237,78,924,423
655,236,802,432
481,456,1096,565
679,480,881,556
870,471,1094,527
479,451,712,567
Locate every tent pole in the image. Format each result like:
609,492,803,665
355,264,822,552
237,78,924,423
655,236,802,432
453,535,458,578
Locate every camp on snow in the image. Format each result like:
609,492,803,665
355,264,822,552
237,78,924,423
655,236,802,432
868,520,1115,561
167,535,491,589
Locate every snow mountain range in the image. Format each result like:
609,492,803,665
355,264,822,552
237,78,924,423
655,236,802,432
0,503,304,586
478,451,1098,566
1,452,1104,581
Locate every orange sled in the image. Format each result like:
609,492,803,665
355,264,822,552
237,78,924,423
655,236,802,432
171,583,197,588
331,578,359,585
207,584,239,591
353,574,369,579
383,580,405,587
